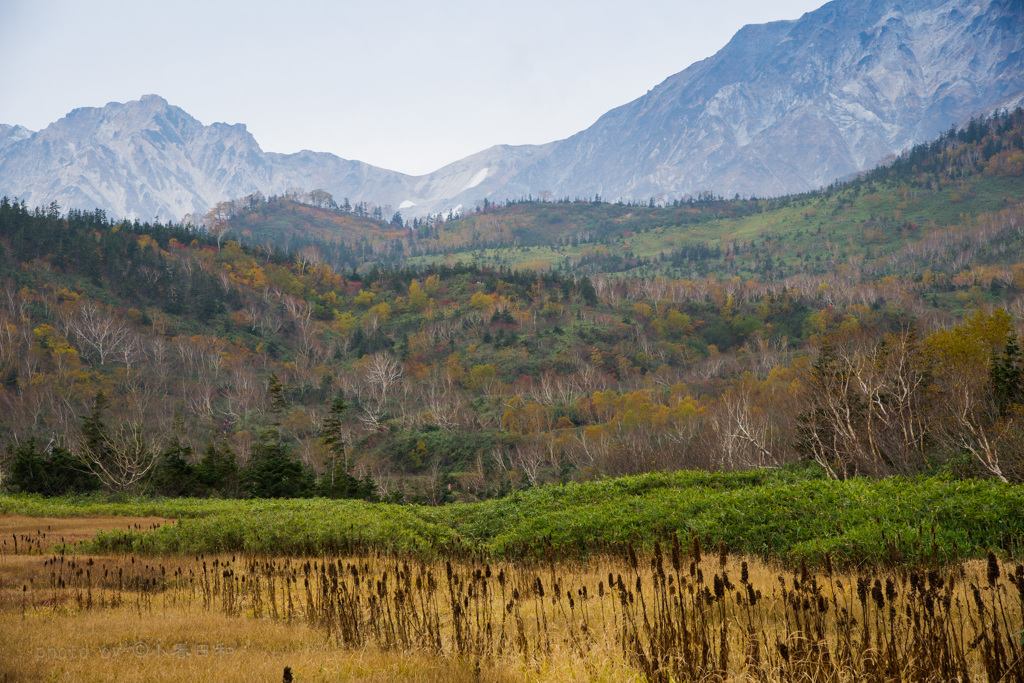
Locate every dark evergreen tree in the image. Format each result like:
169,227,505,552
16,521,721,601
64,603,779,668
149,440,201,497
320,393,349,485
241,372,314,498
6,439,100,495
242,439,314,498
991,334,1024,415
195,441,240,496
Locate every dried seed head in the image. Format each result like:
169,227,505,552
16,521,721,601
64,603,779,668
872,579,884,609
1012,566,1024,600
987,551,1000,586
872,581,888,606
970,583,985,614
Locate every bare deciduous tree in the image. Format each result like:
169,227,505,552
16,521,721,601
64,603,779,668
362,352,404,407
66,302,132,366
79,397,159,493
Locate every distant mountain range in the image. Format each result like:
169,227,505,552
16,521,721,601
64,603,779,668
1,0,1021,221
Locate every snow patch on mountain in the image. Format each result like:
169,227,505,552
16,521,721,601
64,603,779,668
461,167,489,192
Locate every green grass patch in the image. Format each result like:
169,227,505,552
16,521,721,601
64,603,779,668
3,469,1023,566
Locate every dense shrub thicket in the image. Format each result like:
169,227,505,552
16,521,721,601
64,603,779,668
4,468,1022,566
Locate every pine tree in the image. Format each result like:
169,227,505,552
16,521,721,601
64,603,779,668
242,373,313,498
320,394,349,488
991,333,1024,415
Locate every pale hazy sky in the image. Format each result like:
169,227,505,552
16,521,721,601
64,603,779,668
0,0,825,175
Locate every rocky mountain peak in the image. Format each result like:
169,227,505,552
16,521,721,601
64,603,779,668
0,0,1020,221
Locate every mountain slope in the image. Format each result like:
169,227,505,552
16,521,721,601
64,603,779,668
0,94,557,221
0,0,1021,221
493,0,1024,202
0,124,32,152
0,95,407,221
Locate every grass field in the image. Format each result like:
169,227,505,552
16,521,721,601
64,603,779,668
4,470,1024,681
2,517,1022,681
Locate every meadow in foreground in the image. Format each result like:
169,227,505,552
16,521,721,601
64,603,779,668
2,513,1023,682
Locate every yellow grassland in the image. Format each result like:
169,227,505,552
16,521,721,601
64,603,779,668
1,517,1022,682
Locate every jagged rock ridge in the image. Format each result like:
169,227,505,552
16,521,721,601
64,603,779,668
496,0,1024,202
0,0,1021,220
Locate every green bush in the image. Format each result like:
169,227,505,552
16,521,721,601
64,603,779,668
4,468,1022,566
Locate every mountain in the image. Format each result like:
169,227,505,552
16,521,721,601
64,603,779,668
0,94,554,221
0,124,32,152
0,96,401,221
494,0,1024,202
0,0,1021,221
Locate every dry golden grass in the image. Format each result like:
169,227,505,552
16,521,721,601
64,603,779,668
2,519,1023,682
0,517,637,682
0,608,541,682
0,514,171,552
0,590,641,682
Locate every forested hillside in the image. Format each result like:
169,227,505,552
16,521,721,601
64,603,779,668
2,111,1024,500
218,110,1024,283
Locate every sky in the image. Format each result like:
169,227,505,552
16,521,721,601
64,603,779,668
0,0,825,176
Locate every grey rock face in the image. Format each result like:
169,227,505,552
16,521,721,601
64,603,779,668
497,0,1024,202
0,0,1020,221
0,125,33,152
0,93,553,220
0,95,404,221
